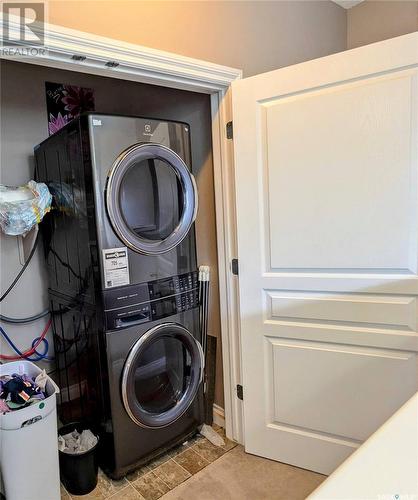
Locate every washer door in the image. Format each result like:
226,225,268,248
106,143,198,255
122,323,204,428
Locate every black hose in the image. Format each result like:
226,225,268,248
0,309,50,323
0,233,39,302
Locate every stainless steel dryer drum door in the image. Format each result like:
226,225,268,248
106,143,198,255
122,323,204,428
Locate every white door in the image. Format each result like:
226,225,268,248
232,33,418,474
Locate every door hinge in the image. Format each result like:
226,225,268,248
237,384,243,400
231,258,239,275
226,121,233,139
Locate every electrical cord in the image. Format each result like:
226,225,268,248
0,309,50,324
0,318,53,361
0,233,39,302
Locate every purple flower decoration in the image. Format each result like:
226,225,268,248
48,112,69,135
62,85,95,117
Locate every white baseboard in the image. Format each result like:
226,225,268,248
213,403,225,428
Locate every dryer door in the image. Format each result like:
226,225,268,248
106,143,198,255
121,323,204,428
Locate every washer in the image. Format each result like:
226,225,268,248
103,290,204,478
35,113,204,478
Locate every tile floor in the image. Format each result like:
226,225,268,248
61,425,237,500
61,425,325,500
162,445,325,500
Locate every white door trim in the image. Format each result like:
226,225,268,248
0,15,244,442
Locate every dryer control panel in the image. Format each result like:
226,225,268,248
103,271,199,330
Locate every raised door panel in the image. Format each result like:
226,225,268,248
267,291,417,331
262,71,418,273
267,338,417,441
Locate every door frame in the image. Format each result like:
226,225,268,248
0,15,244,443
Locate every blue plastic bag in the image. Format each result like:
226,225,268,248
0,181,52,236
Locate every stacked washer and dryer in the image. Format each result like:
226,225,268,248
35,113,205,478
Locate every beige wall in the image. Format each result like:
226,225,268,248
47,1,347,77
348,0,418,49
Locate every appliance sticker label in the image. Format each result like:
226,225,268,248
102,247,130,289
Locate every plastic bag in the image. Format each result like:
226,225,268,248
199,424,225,447
0,181,52,236
58,429,98,454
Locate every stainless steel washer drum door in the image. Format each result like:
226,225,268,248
106,143,198,255
122,323,204,428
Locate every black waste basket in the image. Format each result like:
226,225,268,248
58,422,99,495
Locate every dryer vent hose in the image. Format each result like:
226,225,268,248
199,265,210,391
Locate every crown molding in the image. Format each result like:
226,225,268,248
331,0,364,9
0,14,242,93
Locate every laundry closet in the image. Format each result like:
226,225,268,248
1,59,225,474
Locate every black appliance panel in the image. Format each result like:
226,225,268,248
35,121,95,302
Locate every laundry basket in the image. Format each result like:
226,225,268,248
0,361,60,500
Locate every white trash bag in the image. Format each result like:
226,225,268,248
58,429,98,455
0,181,52,236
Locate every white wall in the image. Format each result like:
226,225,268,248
0,65,52,371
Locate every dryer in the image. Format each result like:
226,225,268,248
35,113,204,478
36,113,199,298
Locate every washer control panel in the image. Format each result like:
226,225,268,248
148,272,198,299
150,288,199,321
104,271,199,330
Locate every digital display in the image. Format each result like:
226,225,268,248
153,298,177,319
149,278,174,299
